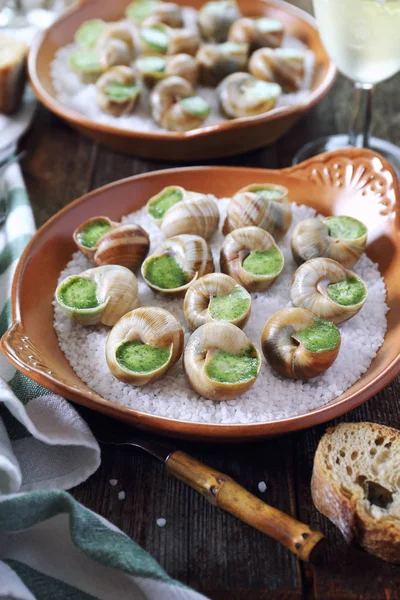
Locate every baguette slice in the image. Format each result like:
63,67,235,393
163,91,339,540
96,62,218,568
0,35,28,114
312,422,400,563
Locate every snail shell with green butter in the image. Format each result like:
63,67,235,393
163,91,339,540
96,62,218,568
150,76,210,132
220,226,284,292
228,17,284,52
249,47,306,93
146,185,219,239
196,42,249,87
261,307,341,380
142,234,214,294
73,215,150,272
223,182,292,239
56,265,139,326
184,273,251,330
291,216,368,269
106,306,184,385
69,39,132,84
136,54,199,87
183,321,261,401
217,72,282,119
74,19,107,49
139,23,200,56
197,0,241,43
290,257,367,324
96,66,141,117
98,22,136,55
126,0,183,28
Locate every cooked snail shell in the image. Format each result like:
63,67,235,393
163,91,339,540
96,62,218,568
142,3,184,28
139,23,200,56
136,54,198,87
98,22,136,55
184,273,251,331
197,0,241,43
223,183,292,239
150,76,210,132
55,265,139,326
73,216,150,271
196,42,248,86
183,321,261,401
249,48,305,93
217,73,281,118
70,39,133,84
261,307,341,380
291,216,368,269
228,17,284,52
141,234,214,294
96,66,141,116
220,226,284,292
74,18,107,49
290,257,367,324
146,185,219,239
106,306,184,385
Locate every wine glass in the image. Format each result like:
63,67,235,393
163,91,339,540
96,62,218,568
293,0,400,168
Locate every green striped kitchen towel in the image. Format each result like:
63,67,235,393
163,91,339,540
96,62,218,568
0,163,208,600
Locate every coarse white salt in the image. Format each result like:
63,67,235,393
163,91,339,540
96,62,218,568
49,8,315,134
53,199,389,425
157,518,167,528
258,481,267,493
118,491,126,500
109,479,118,486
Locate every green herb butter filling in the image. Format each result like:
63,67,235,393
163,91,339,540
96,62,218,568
206,347,260,384
179,96,210,118
69,49,102,74
139,27,169,53
209,287,250,321
293,319,340,353
325,216,367,240
327,277,366,306
75,19,106,48
250,186,284,200
116,340,171,373
242,247,283,276
148,188,183,220
59,277,99,309
136,55,167,73
126,0,161,22
145,255,189,289
77,220,112,248
104,83,140,101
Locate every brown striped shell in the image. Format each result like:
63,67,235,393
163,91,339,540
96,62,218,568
249,47,306,93
261,308,341,380
106,306,184,385
220,226,284,292
139,24,200,56
183,321,261,400
197,0,241,43
183,273,251,330
73,216,150,272
141,234,215,295
228,17,284,52
98,22,136,55
96,66,141,117
136,53,199,87
196,42,248,87
223,182,292,239
142,2,184,28
290,258,367,324
217,73,281,119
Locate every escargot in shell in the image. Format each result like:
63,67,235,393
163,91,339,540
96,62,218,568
136,54,198,87
150,76,210,132
69,38,132,84
261,307,341,380
55,265,139,326
223,182,292,239
291,257,367,324
106,306,184,385
220,226,284,292
142,234,214,294
184,273,251,330
139,23,200,56
249,47,306,93
74,18,107,49
73,216,150,271
217,72,281,118
197,0,241,43
184,321,261,401
146,185,219,239
98,22,136,55
96,66,141,116
126,0,183,28
196,42,248,86
228,17,284,52
291,215,368,269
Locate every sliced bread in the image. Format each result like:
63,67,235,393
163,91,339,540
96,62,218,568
311,422,400,563
0,35,28,114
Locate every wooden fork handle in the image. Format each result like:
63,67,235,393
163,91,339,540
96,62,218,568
166,450,325,562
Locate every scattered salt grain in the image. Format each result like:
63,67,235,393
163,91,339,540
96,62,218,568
258,481,267,493
157,518,167,528
118,491,126,500
109,479,118,487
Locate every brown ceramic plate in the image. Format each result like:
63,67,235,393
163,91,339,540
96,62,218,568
2,149,399,442
28,0,336,161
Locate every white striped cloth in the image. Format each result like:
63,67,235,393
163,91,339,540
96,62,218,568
0,163,208,600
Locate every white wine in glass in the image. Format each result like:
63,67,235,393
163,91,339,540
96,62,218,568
294,0,400,167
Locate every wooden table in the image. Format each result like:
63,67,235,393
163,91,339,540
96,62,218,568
21,1,400,597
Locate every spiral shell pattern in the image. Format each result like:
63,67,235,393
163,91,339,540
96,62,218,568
261,307,341,380
217,72,281,118
150,76,209,132
249,48,305,92
223,183,292,239
96,66,141,116
184,273,251,330
290,258,367,324
142,3,184,28
220,226,284,292
228,17,284,51
197,0,241,43
196,42,248,86
184,321,261,401
106,306,184,385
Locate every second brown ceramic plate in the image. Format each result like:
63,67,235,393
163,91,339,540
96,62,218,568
2,149,400,441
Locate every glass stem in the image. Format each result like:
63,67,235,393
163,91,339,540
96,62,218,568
348,82,374,149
